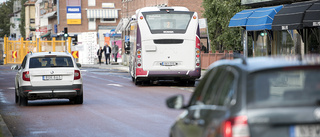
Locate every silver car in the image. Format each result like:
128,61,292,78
12,52,83,106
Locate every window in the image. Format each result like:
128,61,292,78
216,70,236,106
201,67,225,105
247,67,320,108
21,56,27,69
188,67,225,106
88,0,96,6
100,18,116,23
143,12,193,34
88,18,96,30
29,57,74,68
30,19,35,24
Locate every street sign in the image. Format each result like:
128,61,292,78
12,51,17,58
72,51,79,58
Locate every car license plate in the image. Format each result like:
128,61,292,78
161,62,176,66
43,75,62,80
290,124,320,137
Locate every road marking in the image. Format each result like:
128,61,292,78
7,87,15,90
107,84,123,87
0,90,9,104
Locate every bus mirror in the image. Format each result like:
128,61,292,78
125,42,130,54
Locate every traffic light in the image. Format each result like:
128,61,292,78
64,27,68,38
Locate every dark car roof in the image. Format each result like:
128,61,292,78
208,55,320,73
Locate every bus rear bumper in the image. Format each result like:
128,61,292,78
136,68,201,80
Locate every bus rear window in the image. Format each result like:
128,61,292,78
143,12,194,34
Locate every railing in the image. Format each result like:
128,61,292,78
4,37,71,64
200,50,236,69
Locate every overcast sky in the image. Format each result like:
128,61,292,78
0,0,7,4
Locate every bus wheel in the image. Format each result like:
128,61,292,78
188,80,196,86
134,78,141,85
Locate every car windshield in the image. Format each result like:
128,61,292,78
247,66,320,108
29,56,74,68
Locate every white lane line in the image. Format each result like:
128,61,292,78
107,84,123,87
0,89,9,104
7,87,15,90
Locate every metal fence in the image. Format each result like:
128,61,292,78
3,37,71,64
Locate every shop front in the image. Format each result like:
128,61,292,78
230,0,320,57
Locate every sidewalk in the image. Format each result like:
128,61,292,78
81,63,207,79
0,115,12,137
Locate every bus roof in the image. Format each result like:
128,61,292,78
136,6,190,14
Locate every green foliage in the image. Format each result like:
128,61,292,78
0,0,13,37
202,0,246,52
20,0,27,38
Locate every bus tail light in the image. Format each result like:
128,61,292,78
22,71,30,81
222,116,250,137
136,48,142,68
74,70,81,80
195,36,201,67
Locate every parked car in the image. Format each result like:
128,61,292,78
166,55,320,137
12,52,83,106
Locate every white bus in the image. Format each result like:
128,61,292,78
125,6,201,85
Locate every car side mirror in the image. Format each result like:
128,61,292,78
166,94,185,109
11,65,19,70
76,63,81,68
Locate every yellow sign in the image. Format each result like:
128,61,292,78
12,51,17,58
67,19,81,24
72,51,79,58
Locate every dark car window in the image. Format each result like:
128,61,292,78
201,67,226,105
29,57,74,68
247,66,320,108
21,56,27,69
188,68,216,106
216,70,236,106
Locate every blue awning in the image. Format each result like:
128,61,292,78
229,9,255,27
246,5,283,31
229,5,283,31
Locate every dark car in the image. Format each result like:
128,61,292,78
166,55,320,137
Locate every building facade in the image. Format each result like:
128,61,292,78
121,0,204,19
9,0,22,40
25,0,36,40
32,0,121,47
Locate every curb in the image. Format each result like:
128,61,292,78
0,114,12,137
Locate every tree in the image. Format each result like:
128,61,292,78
202,0,246,52
0,0,13,37
20,0,27,38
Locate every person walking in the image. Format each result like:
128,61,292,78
112,42,119,62
97,47,103,65
103,44,111,65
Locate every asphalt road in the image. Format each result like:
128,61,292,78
0,65,194,137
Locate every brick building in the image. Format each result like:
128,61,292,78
121,0,204,18
35,0,122,47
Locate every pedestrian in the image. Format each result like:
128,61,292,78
97,47,103,65
103,44,111,65
112,42,119,62
201,42,207,53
